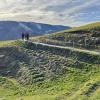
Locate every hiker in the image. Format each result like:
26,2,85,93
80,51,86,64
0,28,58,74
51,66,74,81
26,33,29,41
22,33,24,40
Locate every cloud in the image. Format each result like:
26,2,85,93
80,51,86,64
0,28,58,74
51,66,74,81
0,0,100,26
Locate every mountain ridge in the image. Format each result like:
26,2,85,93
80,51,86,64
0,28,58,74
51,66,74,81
0,21,71,41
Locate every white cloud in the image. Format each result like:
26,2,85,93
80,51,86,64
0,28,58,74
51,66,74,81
63,0,99,15
0,0,100,26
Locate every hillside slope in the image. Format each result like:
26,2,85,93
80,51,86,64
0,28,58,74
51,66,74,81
0,40,100,100
38,22,100,50
0,21,71,41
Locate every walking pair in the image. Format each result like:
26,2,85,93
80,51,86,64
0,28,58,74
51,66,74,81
22,33,29,41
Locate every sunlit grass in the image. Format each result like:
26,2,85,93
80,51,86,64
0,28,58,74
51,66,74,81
0,40,25,47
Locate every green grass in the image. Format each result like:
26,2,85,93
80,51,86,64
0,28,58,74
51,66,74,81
0,39,100,100
0,64,100,100
53,22,100,34
0,40,25,47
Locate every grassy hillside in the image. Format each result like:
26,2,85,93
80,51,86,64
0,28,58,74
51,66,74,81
36,22,100,50
55,22,100,33
0,40,100,100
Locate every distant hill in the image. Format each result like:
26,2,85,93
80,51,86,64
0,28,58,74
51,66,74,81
0,21,71,41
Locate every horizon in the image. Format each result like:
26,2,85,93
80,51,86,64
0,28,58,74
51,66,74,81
0,0,100,27
0,20,99,27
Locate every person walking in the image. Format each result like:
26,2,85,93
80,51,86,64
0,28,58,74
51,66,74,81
26,33,29,41
22,32,25,40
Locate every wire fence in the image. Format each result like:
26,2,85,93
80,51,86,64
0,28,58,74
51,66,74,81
38,38,100,52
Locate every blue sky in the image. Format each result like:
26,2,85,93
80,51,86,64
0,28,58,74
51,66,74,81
0,0,100,26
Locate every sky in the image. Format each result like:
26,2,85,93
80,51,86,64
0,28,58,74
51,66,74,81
0,0,100,26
